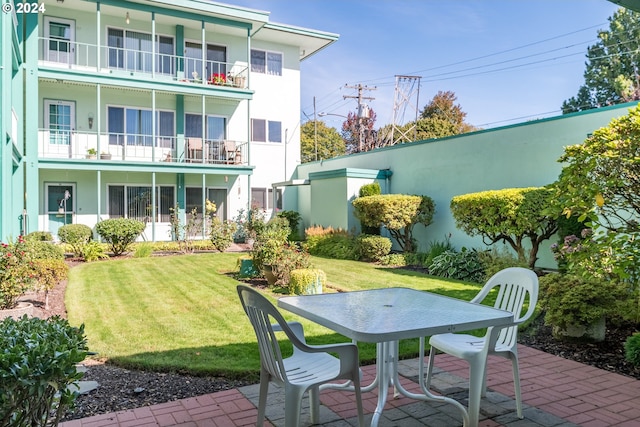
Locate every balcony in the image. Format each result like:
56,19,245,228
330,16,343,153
38,130,248,166
38,37,249,90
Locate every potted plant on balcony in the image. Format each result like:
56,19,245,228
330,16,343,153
86,148,97,159
100,152,112,160
209,73,226,85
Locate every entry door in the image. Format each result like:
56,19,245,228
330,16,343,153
44,100,75,157
208,188,228,220
47,184,75,236
44,17,75,65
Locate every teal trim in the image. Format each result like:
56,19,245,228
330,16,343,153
309,168,393,181
37,159,255,176
86,0,254,30
23,12,39,237
176,95,185,161
176,25,184,76
37,69,254,100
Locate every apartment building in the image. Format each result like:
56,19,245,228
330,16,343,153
0,0,337,241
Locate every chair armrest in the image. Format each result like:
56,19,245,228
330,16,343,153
272,321,306,344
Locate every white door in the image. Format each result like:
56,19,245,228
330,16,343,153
44,100,75,157
44,17,75,65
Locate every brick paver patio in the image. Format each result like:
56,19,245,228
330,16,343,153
59,344,640,426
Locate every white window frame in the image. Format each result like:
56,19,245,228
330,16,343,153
107,104,175,147
250,48,282,76
106,26,175,74
251,118,282,143
107,184,175,223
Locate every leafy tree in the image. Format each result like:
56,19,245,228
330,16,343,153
550,104,640,230
391,91,477,143
300,120,345,163
352,194,435,253
342,109,378,153
450,187,558,269
562,8,640,113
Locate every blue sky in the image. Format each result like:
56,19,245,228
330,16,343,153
230,0,621,130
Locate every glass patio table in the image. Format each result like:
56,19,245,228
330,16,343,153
277,287,514,427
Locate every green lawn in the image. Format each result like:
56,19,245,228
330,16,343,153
65,253,485,380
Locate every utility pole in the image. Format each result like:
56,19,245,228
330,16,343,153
344,84,375,152
313,96,318,161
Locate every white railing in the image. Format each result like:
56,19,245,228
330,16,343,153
38,129,247,165
38,37,249,89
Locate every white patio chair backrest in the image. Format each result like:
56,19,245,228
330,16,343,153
473,267,539,350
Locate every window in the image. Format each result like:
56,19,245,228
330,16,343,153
185,114,226,140
184,42,227,81
251,49,282,76
251,188,281,210
108,107,174,146
251,188,267,209
107,28,174,75
251,119,281,143
108,185,174,222
251,119,266,142
268,188,282,210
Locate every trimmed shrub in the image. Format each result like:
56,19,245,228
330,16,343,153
624,332,640,367
24,240,65,260
57,224,93,257
379,253,408,266
428,249,485,283
25,231,53,242
307,233,358,260
210,219,237,252
450,187,557,268
539,273,627,330
355,234,392,262
359,182,381,197
96,218,145,256
353,194,435,253
288,269,326,295
357,183,383,235
0,316,88,426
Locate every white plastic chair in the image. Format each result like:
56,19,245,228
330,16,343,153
237,285,364,427
420,267,539,423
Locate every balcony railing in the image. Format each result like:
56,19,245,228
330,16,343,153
38,129,247,166
38,37,249,89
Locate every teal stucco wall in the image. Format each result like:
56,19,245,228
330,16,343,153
294,102,640,269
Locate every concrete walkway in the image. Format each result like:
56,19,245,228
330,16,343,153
60,344,640,427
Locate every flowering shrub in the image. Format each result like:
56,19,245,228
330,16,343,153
210,219,237,252
550,229,591,261
0,237,36,310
